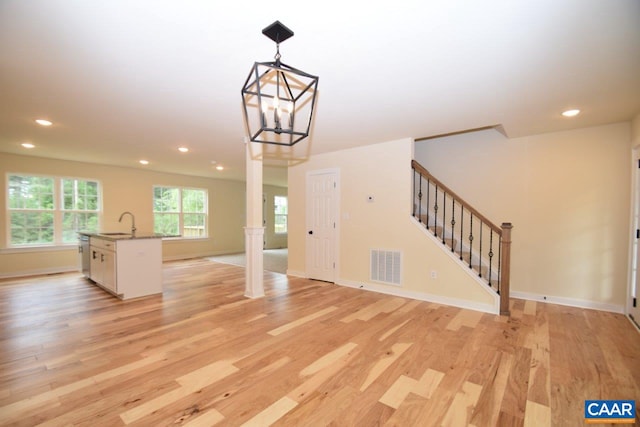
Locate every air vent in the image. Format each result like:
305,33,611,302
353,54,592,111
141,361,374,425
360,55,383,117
370,249,402,286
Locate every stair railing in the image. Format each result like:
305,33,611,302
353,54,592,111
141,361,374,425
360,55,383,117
411,159,512,315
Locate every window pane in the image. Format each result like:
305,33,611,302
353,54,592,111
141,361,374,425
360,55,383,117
63,212,98,243
10,211,54,245
274,196,288,214
154,213,179,235
274,214,287,234
183,213,205,237
154,187,180,213
62,179,100,211
183,189,205,213
274,196,287,233
86,196,98,210
9,175,54,210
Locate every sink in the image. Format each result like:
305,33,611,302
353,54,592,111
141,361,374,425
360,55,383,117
99,232,131,236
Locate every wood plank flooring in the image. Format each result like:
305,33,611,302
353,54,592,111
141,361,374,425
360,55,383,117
0,258,639,426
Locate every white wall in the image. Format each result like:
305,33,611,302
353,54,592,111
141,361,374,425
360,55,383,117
415,122,632,311
289,138,498,313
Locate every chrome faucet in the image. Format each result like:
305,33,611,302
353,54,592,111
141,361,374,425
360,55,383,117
118,211,136,235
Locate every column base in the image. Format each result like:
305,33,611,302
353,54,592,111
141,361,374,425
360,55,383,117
244,227,265,298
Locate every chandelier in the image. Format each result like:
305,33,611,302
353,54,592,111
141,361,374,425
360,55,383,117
241,21,319,146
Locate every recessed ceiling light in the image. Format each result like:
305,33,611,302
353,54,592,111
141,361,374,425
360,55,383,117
178,147,189,153
139,159,149,165
35,119,52,126
562,109,580,117
216,165,224,171
21,142,35,149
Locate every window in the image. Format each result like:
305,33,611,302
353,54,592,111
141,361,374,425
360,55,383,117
8,174,100,247
274,196,288,234
61,178,100,243
153,186,207,238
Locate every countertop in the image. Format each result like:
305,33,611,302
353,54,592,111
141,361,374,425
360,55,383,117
79,232,180,241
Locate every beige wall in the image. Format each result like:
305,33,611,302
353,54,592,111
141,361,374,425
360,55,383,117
0,153,247,277
415,122,632,310
289,138,497,312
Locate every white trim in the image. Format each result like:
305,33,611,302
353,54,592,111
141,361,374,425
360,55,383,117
511,290,624,314
163,251,222,261
244,226,265,298
0,244,78,254
627,145,640,318
161,236,210,243
337,278,497,314
286,269,306,278
0,265,79,280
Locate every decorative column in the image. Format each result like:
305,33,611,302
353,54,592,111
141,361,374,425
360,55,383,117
499,222,513,316
244,140,265,298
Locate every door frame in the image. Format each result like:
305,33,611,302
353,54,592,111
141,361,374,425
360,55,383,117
627,146,640,328
262,193,267,249
305,168,340,283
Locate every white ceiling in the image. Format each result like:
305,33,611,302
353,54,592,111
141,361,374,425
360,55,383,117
1,0,639,187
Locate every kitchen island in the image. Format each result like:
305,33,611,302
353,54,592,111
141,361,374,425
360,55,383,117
79,232,164,300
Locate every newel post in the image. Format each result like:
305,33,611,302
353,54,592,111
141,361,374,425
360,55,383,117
499,223,513,316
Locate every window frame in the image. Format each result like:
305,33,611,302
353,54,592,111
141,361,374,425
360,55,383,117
152,185,208,239
7,173,102,248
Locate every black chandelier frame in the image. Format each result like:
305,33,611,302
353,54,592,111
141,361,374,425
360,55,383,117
241,21,319,146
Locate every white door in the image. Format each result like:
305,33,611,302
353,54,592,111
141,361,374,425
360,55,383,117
630,153,640,327
306,169,339,282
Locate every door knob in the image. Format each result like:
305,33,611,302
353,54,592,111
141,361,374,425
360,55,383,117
308,230,313,235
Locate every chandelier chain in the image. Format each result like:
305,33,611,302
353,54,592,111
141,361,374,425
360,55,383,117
274,44,281,63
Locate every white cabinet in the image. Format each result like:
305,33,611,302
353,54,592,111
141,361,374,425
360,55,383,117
90,239,117,292
88,236,162,300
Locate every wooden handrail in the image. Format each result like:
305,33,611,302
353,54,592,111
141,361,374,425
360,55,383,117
411,159,502,235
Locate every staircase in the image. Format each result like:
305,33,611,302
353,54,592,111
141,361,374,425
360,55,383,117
411,160,512,315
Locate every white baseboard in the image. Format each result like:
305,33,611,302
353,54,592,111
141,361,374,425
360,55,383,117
338,278,498,314
0,265,79,280
286,269,306,278
163,251,226,262
627,315,640,333
511,290,625,314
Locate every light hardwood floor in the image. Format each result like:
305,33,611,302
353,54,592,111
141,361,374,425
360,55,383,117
1,258,639,426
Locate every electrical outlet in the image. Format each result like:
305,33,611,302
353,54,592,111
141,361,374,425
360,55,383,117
430,270,437,279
